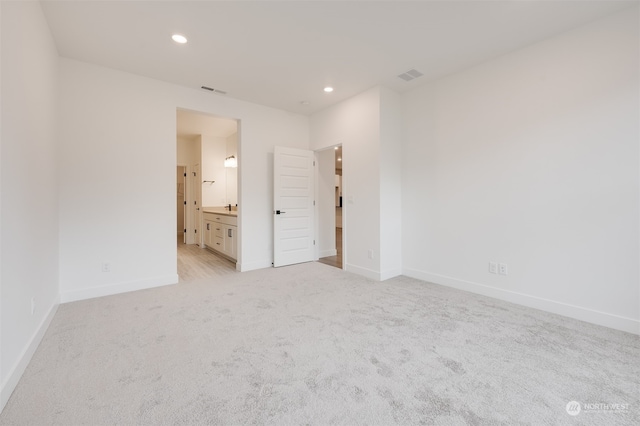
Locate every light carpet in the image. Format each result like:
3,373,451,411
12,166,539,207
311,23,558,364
1,262,638,425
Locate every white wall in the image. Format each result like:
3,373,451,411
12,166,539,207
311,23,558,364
311,87,381,279
317,148,336,258
379,87,403,280
402,8,640,334
311,86,403,280
201,135,227,207
226,132,238,206
0,0,60,410
58,60,178,300
58,58,309,301
176,136,198,166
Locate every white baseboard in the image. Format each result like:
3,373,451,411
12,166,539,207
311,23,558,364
345,263,380,281
319,249,337,258
237,259,273,272
1,297,59,413
343,264,401,282
403,268,640,335
60,274,178,303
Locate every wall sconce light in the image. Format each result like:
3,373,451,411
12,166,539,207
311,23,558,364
224,155,237,168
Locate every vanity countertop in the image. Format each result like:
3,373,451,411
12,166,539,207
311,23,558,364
202,207,238,217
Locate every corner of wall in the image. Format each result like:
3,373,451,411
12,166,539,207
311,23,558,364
0,297,59,413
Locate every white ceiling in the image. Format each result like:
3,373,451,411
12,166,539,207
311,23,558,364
41,1,635,115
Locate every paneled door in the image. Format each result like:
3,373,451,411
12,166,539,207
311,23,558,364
187,163,201,245
273,146,315,267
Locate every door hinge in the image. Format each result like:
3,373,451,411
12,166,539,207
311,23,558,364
313,200,315,206
195,229,197,233
313,161,316,166
184,201,186,205
184,173,186,177
313,240,316,245
193,172,196,176
194,201,196,205
184,229,186,233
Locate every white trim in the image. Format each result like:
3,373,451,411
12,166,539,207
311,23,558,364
403,268,640,335
345,263,380,281
318,249,337,258
1,297,59,413
237,259,272,272
60,275,178,303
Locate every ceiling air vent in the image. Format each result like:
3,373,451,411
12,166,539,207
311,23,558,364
201,86,227,95
397,68,424,82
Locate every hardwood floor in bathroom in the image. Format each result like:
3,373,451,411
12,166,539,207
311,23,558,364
177,238,237,282
179,225,342,281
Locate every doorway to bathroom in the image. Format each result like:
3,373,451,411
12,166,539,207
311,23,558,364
176,108,239,281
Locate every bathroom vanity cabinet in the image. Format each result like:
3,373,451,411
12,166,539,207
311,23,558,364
203,211,237,261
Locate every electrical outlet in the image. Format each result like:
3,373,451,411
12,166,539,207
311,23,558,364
102,262,111,273
367,249,374,260
499,263,508,276
489,262,497,274
31,298,35,315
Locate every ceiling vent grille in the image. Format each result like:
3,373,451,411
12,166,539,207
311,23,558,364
201,86,227,95
397,69,424,82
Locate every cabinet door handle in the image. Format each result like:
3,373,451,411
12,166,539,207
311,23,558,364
206,223,210,230
216,228,220,231
228,229,232,238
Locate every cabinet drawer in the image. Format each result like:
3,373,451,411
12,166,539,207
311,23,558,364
202,212,216,222
203,212,237,226
214,225,224,237
213,236,224,249
217,215,237,226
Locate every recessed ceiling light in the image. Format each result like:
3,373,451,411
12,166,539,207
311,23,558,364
172,34,188,44
324,87,334,93
334,147,338,150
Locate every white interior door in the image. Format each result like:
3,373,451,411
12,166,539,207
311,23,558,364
185,163,202,245
273,146,315,267
193,163,202,246
178,166,186,244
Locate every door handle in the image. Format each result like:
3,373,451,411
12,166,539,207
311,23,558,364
275,210,286,215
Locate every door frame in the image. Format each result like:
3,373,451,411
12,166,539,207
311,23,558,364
176,108,241,271
314,144,346,270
